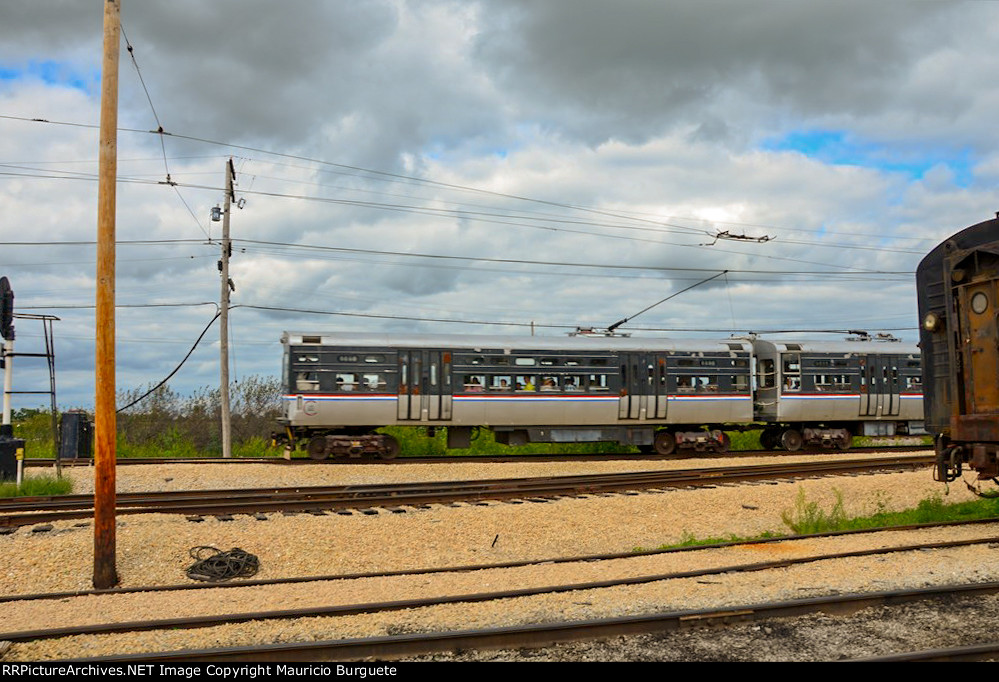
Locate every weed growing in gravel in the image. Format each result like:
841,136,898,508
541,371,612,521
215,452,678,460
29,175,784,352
0,474,73,498
639,488,999,552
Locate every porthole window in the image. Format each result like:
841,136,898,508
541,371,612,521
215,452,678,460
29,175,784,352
971,291,989,315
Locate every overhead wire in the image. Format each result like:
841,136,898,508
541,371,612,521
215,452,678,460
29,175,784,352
0,113,930,264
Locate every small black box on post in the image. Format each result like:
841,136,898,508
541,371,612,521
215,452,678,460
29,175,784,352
59,411,94,459
0,433,24,481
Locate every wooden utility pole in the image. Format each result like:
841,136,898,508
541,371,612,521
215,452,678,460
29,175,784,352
94,0,121,589
219,159,235,458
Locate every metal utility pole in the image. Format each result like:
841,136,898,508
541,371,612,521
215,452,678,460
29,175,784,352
94,0,121,590
219,159,235,458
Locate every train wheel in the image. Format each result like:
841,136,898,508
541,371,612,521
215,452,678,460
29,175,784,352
715,432,731,454
378,435,400,460
307,436,329,460
653,431,676,456
837,433,853,451
760,428,782,450
780,429,803,452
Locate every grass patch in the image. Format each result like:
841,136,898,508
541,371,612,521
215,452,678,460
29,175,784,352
637,488,999,552
0,474,73,498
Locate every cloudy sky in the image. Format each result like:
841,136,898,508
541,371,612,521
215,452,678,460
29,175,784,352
1,0,997,410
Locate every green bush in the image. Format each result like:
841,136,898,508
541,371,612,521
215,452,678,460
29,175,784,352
0,473,73,498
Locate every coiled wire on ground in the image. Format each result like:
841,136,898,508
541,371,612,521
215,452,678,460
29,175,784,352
185,546,260,582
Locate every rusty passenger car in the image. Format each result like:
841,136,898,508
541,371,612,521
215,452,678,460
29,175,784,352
917,215,999,482
278,331,923,459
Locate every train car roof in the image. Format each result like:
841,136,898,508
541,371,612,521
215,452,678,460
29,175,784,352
751,338,919,355
281,331,753,353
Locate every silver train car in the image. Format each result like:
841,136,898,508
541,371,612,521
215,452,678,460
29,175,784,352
278,331,924,459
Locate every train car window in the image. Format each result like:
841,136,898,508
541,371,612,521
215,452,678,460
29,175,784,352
562,376,582,391
783,376,801,391
515,375,536,391
515,357,536,366
489,376,513,391
695,376,718,392
335,373,359,392
295,372,319,392
971,291,990,314
783,356,801,373
463,375,485,392
730,375,749,392
399,362,407,392
430,365,438,387
540,376,559,391
906,376,922,390
588,374,610,391
360,373,387,391
759,359,776,389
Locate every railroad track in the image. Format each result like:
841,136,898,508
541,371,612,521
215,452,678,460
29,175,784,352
5,530,997,662
23,445,932,467
1,455,932,528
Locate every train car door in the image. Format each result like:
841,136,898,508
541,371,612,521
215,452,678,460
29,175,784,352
398,350,452,421
650,355,668,419
882,355,901,416
959,280,999,414
860,355,901,417
397,350,420,420
860,355,880,416
618,353,646,420
422,350,452,420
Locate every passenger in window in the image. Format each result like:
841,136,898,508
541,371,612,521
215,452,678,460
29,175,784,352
516,376,535,391
564,377,580,391
541,377,557,391
466,377,484,392
497,379,511,391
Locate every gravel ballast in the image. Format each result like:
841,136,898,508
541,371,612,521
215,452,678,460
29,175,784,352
1,450,995,661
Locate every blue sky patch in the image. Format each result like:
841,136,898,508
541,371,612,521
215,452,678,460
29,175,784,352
0,60,98,93
762,129,974,188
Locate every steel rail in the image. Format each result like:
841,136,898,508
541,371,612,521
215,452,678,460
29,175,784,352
51,581,999,663
2,534,995,646
0,456,932,527
5,515,999,606
22,445,932,467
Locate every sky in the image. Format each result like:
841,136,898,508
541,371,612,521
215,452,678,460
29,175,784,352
0,0,997,410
